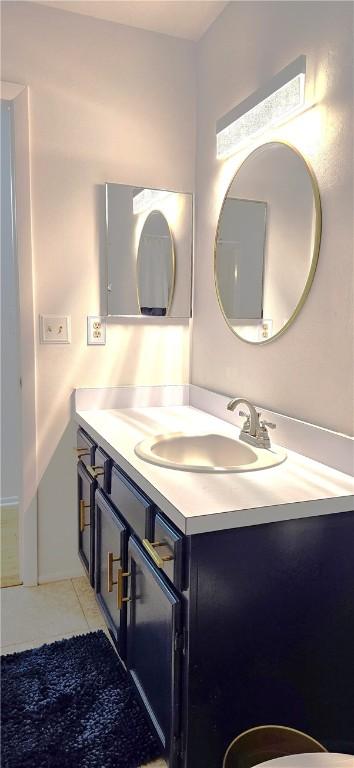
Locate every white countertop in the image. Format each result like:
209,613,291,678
76,404,354,535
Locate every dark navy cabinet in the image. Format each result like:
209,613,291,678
76,426,96,468
127,536,183,765
77,460,96,586
110,464,154,542
95,489,128,656
76,428,354,767
183,512,354,766
146,512,184,591
94,446,112,493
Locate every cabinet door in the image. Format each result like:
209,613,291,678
77,461,96,586
127,536,182,765
95,489,128,656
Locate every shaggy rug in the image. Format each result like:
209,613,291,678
1,630,162,768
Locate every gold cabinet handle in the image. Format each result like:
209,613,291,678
79,499,90,532
117,567,131,610
142,539,174,569
74,448,90,458
107,551,121,593
87,464,104,479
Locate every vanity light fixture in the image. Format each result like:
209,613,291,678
216,55,306,159
133,187,169,215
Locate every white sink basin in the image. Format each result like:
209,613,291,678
134,432,287,473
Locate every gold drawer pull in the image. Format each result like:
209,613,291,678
87,464,104,479
117,567,131,610
74,448,90,458
79,499,90,532
107,551,121,593
142,539,174,569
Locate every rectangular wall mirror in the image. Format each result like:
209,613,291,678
105,184,193,317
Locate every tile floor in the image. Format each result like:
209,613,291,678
1,576,167,768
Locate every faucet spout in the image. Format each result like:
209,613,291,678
227,398,258,437
227,397,276,449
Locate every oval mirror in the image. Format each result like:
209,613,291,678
137,210,175,316
215,142,321,343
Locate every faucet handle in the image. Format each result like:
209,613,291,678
260,420,276,430
238,410,248,419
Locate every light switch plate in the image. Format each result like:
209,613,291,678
40,315,71,344
87,316,106,345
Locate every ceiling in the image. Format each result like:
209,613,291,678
37,1,228,41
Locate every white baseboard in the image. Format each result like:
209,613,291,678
21,494,38,586
0,497,19,509
38,566,85,584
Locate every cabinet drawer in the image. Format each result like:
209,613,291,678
95,446,112,493
111,465,153,540
76,427,96,468
143,513,184,591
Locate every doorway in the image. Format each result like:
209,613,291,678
0,99,21,587
1,82,37,586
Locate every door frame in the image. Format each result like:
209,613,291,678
1,81,38,585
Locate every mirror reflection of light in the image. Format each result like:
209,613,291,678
134,192,185,253
133,188,170,214
160,193,184,229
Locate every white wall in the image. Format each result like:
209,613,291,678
193,0,354,435
2,1,195,581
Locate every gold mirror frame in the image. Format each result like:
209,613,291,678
214,141,322,345
136,209,176,316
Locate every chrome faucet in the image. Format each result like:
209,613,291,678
227,397,276,449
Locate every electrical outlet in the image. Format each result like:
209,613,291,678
40,315,71,344
260,319,273,340
87,316,106,345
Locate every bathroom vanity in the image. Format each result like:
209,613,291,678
74,386,354,767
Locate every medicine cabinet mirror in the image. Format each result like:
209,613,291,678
137,211,174,316
105,184,193,317
214,141,321,343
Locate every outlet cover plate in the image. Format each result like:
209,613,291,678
87,316,106,345
40,315,71,344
